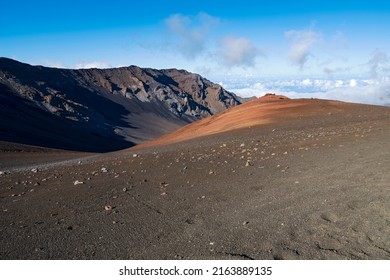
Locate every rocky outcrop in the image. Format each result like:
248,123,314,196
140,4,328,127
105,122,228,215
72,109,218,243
0,58,241,152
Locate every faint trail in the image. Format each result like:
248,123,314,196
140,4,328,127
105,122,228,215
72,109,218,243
1,154,100,173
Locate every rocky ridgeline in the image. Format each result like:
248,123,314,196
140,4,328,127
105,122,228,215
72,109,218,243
0,58,242,151
0,58,240,121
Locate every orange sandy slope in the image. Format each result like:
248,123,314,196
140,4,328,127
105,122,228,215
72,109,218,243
135,94,354,148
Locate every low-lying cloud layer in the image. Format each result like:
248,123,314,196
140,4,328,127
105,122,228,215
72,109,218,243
223,77,390,106
75,61,111,69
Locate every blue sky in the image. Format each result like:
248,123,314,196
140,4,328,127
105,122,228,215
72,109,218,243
1,0,390,104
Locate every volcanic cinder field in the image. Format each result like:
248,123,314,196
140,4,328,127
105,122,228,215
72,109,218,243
1,96,390,260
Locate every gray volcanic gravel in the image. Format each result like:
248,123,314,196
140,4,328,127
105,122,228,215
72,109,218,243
0,104,389,259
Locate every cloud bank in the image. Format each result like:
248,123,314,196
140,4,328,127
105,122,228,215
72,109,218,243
75,61,111,69
223,77,390,106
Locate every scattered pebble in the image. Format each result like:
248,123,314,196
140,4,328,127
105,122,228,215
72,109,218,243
104,205,112,211
101,167,108,173
122,187,128,192
321,212,339,223
73,180,84,185
132,154,138,158
31,168,39,173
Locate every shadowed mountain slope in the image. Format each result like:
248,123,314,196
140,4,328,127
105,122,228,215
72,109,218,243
0,58,241,152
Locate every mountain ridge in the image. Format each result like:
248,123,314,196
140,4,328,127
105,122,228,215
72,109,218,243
0,57,242,152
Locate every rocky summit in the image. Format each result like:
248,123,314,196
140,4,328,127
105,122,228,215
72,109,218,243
0,58,242,152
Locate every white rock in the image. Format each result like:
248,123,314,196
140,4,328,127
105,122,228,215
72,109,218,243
73,180,84,185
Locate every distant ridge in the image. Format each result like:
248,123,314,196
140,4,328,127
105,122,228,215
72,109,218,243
0,58,241,152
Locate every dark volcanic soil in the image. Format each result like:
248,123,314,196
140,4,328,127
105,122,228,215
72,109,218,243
0,101,389,260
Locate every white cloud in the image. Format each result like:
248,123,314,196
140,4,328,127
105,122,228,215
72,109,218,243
43,60,66,68
285,29,321,69
217,36,260,68
323,66,351,76
75,61,111,69
165,12,219,59
223,77,390,105
349,79,357,87
301,78,312,86
367,50,389,77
